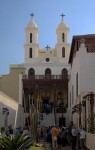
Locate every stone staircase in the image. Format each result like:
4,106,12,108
40,111,55,127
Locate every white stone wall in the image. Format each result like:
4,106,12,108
55,44,70,63
24,63,70,76
71,42,95,97
68,42,95,124
79,45,95,92
68,50,80,107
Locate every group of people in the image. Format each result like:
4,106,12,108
37,124,72,149
2,125,29,140
2,124,86,150
37,124,86,150
72,125,86,150
50,125,71,149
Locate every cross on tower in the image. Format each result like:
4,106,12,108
60,13,65,19
45,45,50,51
30,13,35,19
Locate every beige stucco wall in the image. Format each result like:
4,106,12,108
0,77,1,89
0,91,24,128
86,133,95,150
0,67,25,102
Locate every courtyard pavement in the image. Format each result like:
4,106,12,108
39,139,82,150
43,143,72,150
39,138,88,150
55,147,72,150
47,146,72,150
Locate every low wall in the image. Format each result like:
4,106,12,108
86,133,95,150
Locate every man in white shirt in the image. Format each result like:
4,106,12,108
80,128,86,150
77,125,82,149
72,125,77,150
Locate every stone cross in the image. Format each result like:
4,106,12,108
30,13,35,19
60,13,65,19
45,45,50,51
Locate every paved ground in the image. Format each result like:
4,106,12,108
45,144,72,150
39,139,74,150
58,146,72,150
51,146,71,150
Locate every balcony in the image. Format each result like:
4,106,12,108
22,74,69,80
22,74,69,89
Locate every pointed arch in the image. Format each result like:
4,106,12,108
45,68,51,79
62,47,65,57
45,68,51,75
30,33,32,43
28,68,35,78
29,48,32,58
62,33,65,42
62,68,68,79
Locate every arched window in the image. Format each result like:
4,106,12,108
62,33,65,42
30,33,32,43
45,68,51,79
45,68,51,75
62,68,68,79
62,47,65,57
29,48,32,58
28,68,35,78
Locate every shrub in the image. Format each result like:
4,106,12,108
0,134,33,150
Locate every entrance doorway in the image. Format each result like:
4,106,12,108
59,117,66,127
42,97,49,104
42,97,51,113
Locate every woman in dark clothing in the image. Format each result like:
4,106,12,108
57,130,62,149
62,128,67,147
47,127,52,144
46,126,52,149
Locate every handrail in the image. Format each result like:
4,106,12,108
22,74,69,80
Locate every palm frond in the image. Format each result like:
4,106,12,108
0,134,33,150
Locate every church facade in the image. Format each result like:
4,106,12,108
20,15,71,127
0,15,71,127
0,15,95,131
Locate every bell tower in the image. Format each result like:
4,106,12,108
24,13,39,63
55,13,70,63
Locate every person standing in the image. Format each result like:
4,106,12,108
57,129,62,149
51,125,59,149
80,128,86,150
9,126,14,140
77,125,82,149
23,127,29,135
4,126,10,138
71,125,77,150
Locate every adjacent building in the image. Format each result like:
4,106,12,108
68,35,95,129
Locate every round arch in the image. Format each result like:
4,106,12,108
45,68,51,75
62,68,68,79
28,68,35,78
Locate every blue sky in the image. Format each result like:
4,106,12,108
0,0,95,74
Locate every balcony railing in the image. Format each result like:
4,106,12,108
22,74,69,80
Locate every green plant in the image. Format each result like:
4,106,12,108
87,112,95,133
0,134,33,150
0,127,5,134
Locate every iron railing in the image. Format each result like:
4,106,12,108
22,74,69,80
